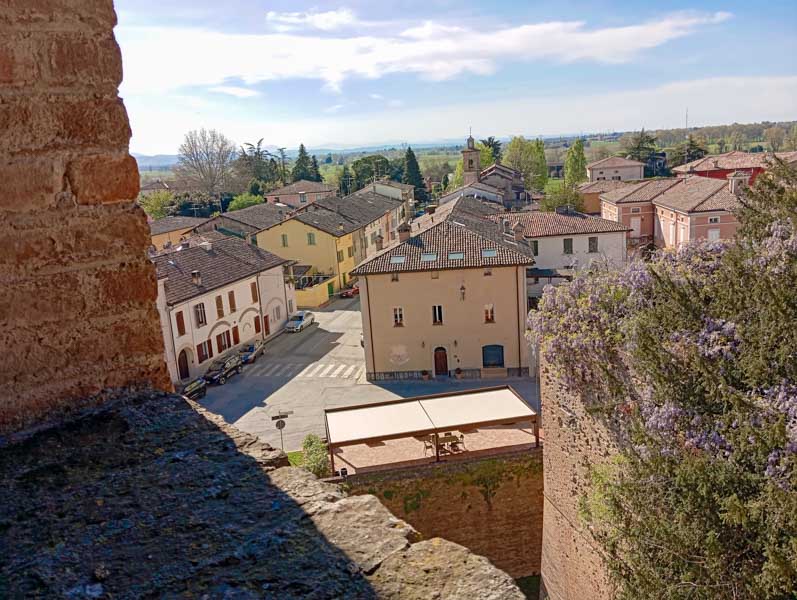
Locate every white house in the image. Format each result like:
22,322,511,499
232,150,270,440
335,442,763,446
492,207,629,305
586,156,645,182
153,235,295,384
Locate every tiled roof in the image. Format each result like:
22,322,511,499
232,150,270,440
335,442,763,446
375,179,415,191
153,236,289,305
578,180,633,194
220,202,288,231
149,215,208,235
480,163,520,178
600,178,681,204
672,151,797,173
288,191,401,236
587,156,645,169
652,176,742,214
140,180,172,192
265,179,335,195
491,211,630,238
352,196,534,275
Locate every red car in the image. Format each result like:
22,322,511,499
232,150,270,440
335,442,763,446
340,285,360,298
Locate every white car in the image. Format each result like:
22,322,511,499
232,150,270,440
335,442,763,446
285,311,315,332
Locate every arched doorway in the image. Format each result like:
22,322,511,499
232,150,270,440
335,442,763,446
178,349,190,380
433,347,448,376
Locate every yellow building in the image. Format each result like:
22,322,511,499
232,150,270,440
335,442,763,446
352,196,535,381
149,216,208,250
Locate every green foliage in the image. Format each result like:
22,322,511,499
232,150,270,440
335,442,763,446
402,146,427,202
291,143,313,182
540,184,584,212
531,161,797,599
301,434,330,478
339,164,353,195
447,159,464,191
237,139,279,185
505,136,548,191
564,138,587,188
477,142,495,169
351,154,390,190
480,136,502,162
669,135,708,168
620,128,657,164
138,190,174,219
227,192,262,212
764,126,786,152
309,155,322,182
287,451,304,467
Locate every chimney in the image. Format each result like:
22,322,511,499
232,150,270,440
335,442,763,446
199,241,212,252
398,223,411,242
375,235,384,250
426,205,436,215
727,171,749,196
191,270,202,286
712,159,719,169
501,218,511,234
512,221,524,242
338,222,345,231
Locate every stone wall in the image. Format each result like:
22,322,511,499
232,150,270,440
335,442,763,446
346,450,544,579
538,363,616,599
0,0,170,434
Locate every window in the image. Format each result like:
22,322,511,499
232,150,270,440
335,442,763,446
232,326,240,345
531,240,538,256
299,192,307,204
708,228,721,241
273,306,282,321
288,299,294,313
391,273,399,282
194,303,207,327
196,340,213,363
421,252,437,262
254,315,261,334
175,311,186,336
390,256,406,264
448,251,464,260
598,171,604,175
432,305,443,325
481,248,498,258
216,330,231,354
307,232,316,245
347,246,354,258
250,281,259,303
393,307,404,327
482,344,505,368
631,207,641,214
588,237,598,253
709,216,720,224
337,250,344,262
468,159,473,168
228,291,237,313
563,238,573,254
431,271,439,279
484,304,495,323
281,234,288,247
215,295,224,318
484,268,492,277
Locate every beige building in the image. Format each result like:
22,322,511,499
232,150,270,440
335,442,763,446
264,179,336,208
586,156,645,182
576,179,630,214
153,236,295,384
149,215,208,250
352,196,535,381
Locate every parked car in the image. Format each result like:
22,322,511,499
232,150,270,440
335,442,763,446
205,354,243,385
181,377,207,400
238,339,266,364
340,284,360,298
285,311,315,332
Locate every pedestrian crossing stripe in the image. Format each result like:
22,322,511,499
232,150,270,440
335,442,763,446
248,362,361,379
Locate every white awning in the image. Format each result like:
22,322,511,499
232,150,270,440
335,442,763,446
325,386,535,446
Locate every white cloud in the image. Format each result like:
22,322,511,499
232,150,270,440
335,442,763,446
265,8,357,32
127,76,797,155
387,99,404,108
369,93,384,100
117,11,732,96
323,103,345,113
208,86,260,98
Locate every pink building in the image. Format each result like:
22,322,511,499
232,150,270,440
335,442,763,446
600,179,681,247
264,180,336,208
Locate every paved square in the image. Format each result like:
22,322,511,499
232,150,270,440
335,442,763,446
200,297,538,452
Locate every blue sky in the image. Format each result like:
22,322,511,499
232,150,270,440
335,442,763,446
114,0,797,154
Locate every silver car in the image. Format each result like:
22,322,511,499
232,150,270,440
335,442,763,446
285,311,315,332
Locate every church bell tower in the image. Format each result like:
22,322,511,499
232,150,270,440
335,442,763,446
461,133,480,186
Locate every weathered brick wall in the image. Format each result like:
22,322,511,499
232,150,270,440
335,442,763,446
538,363,616,600
0,0,170,434
346,450,544,579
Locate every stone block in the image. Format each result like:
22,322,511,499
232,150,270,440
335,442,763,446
66,153,139,204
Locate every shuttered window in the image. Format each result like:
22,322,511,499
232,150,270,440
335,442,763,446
175,311,186,336
215,295,224,318
216,330,231,354
194,303,207,327
254,315,261,334
251,281,259,302
232,326,240,345
228,290,237,313
197,340,213,363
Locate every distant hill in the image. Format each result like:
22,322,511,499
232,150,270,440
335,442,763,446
133,153,179,169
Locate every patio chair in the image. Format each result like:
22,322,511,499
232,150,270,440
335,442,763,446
422,436,435,457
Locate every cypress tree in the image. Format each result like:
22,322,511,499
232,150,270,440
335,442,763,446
564,139,587,188
402,146,427,201
291,143,313,182
310,155,322,182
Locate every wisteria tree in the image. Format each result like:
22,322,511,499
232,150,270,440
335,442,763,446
530,159,797,599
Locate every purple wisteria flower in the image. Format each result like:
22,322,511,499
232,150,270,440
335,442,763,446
696,318,740,360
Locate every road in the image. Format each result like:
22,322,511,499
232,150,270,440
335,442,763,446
200,297,539,452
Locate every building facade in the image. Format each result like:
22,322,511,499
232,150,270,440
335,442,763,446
264,179,336,208
586,156,645,182
672,150,797,183
600,179,681,248
353,196,535,380
149,216,208,250
153,237,295,384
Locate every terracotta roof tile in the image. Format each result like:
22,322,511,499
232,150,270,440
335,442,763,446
652,176,742,213
220,202,288,231
672,151,797,173
600,178,681,204
266,179,335,195
491,211,630,238
587,156,645,169
287,191,401,236
149,215,208,235
578,180,633,194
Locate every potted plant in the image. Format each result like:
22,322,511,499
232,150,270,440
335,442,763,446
421,370,430,380
454,367,463,379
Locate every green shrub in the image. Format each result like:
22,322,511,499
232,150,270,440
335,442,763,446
302,434,330,478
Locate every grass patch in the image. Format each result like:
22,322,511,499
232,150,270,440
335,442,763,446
544,178,565,195
287,451,304,467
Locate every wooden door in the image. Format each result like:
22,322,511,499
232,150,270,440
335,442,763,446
264,315,270,336
178,349,190,380
434,347,448,376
